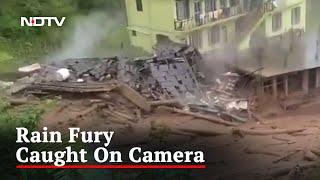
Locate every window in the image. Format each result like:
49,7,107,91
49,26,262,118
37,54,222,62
291,7,301,25
272,12,282,32
132,30,137,36
136,0,143,11
230,0,237,7
205,0,216,12
220,0,230,8
209,26,220,45
176,0,189,20
190,31,202,48
221,26,228,42
194,1,202,25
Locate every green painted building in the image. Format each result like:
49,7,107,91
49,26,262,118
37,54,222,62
239,0,307,50
125,0,257,53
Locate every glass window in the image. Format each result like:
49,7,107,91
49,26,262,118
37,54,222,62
220,0,230,8
210,26,220,45
272,12,282,32
190,31,202,48
221,26,228,42
176,0,189,20
194,1,202,25
291,7,301,25
205,0,216,12
136,0,143,11
132,30,137,36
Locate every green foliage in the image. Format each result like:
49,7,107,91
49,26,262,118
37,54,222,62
0,96,58,177
0,0,125,69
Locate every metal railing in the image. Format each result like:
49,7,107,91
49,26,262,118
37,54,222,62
174,5,244,31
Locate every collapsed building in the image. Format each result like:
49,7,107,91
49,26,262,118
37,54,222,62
10,43,249,123
191,0,320,111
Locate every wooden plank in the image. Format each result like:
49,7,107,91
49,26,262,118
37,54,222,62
117,83,151,112
158,106,239,127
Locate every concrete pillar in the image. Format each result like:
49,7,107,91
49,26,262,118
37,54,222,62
284,75,289,97
272,77,277,99
256,77,264,98
302,70,309,94
316,68,320,88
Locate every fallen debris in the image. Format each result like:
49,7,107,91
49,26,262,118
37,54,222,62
176,126,230,136
269,163,318,178
303,150,318,161
18,63,41,73
232,128,306,136
158,106,239,127
244,146,281,157
27,81,118,93
149,99,183,108
273,150,302,163
117,83,151,112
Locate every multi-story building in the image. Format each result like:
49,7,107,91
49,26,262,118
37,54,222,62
239,0,307,50
237,0,320,100
125,0,260,53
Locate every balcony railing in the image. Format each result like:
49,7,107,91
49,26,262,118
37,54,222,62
174,5,245,31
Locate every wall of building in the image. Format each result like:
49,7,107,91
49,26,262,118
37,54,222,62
126,0,245,52
128,30,154,52
238,0,306,50
126,0,179,52
265,0,306,37
198,20,236,52
125,0,151,28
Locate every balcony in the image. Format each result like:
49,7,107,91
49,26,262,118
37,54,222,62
174,5,245,31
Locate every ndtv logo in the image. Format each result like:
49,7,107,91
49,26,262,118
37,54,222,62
20,17,66,27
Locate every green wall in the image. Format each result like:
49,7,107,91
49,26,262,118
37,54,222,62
265,0,306,37
126,0,243,53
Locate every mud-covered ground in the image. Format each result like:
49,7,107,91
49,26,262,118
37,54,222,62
37,94,320,180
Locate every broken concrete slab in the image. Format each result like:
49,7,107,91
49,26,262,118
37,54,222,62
117,83,151,112
18,63,41,73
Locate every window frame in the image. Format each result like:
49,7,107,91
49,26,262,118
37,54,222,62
136,0,143,12
272,12,282,32
291,6,301,25
221,26,228,43
132,30,137,36
176,0,190,20
205,0,216,12
209,26,220,45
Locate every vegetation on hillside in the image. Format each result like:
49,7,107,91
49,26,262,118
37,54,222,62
0,0,145,73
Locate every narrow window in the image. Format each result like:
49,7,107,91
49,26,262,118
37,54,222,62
190,31,202,48
291,7,301,25
176,0,189,20
194,0,202,25
221,26,228,42
132,30,137,36
136,0,143,11
220,0,230,8
210,26,220,45
272,12,282,32
205,0,216,12
230,0,237,7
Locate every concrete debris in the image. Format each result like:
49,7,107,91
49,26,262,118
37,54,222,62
0,81,14,89
10,43,250,124
18,63,41,73
117,83,151,112
56,68,70,81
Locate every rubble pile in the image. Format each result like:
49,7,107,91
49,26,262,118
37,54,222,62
8,43,251,125
11,44,203,100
